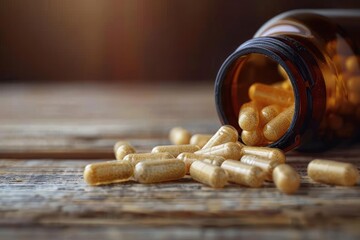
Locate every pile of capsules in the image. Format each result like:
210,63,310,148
238,65,294,146
83,125,359,194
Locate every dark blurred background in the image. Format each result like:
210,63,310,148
1,0,360,83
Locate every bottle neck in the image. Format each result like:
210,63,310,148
215,36,327,151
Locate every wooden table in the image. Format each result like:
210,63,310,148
0,83,359,240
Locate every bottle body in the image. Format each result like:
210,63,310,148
215,10,360,151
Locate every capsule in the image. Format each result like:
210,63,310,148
123,152,175,167
114,141,136,160
345,55,359,73
203,158,225,167
240,155,280,180
151,144,200,157
189,161,228,188
134,159,185,183
277,64,288,79
195,142,242,160
177,152,225,173
240,146,286,164
201,125,238,149
272,164,300,194
221,160,265,187
238,102,260,131
84,160,133,186
241,129,264,146
307,159,359,186
169,127,191,145
260,105,282,125
189,134,213,148
249,83,294,107
263,104,294,141
281,80,293,91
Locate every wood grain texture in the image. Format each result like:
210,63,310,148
0,84,359,239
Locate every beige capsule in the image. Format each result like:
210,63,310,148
123,152,175,167
240,155,280,180
195,142,242,160
190,161,228,188
151,144,200,157
272,79,292,91
202,158,225,167
114,141,136,160
177,152,225,173
241,129,264,146
277,64,288,79
281,80,293,91
221,160,265,187
134,159,185,184
240,146,286,164
201,125,238,149
169,127,192,145
238,102,261,131
345,55,359,73
307,159,359,186
249,83,294,107
263,104,294,142
84,160,133,186
272,164,300,194
190,134,213,148
260,104,282,125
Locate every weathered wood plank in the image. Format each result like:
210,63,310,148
0,84,359,239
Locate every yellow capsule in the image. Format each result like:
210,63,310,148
134,159,185,183
345,55,359,73
327,113,343,130
333,54,346,70
221,160,265,187
177,152,225,173
272,79,292,91
272,164,300,194
203,158,225,167
249,83,294,107
189,134,213,148
260,104,282,125
84,160,133,186
263,105,294,141
307,159,359,186
240,146,286,164
151,144,200,157
114,141,136,160
202,125,238,149
240,155,280,180
238,102,261,131
326,40,338,56
189,161,228,188
169,127,191,145
277,64,288,79
241,129,264,146
195,142,242,160
281,80,293,91
123,152,175,167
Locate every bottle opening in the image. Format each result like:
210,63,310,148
215,37,325,151
216,52,296,148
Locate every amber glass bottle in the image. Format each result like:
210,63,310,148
215,10,360,151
